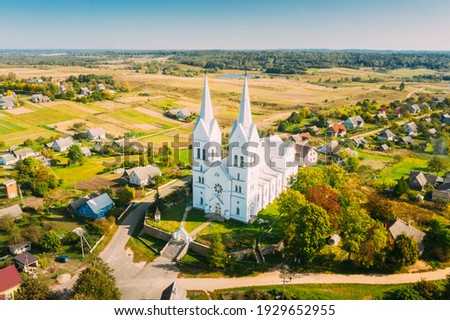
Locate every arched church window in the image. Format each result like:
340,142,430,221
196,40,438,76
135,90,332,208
234,155,238,167
197,148,200,159
200,197,203,205
236,207,240,215
240,156,244,167
202,149,206,160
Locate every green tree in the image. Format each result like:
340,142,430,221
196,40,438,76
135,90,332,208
345,156,359,172
323,164,345,189
399,82,405,91
40,230,61,252
286,202,330,263
391,234,418,270
353,222,389,269
427,156,448,175
423,219,450,262
366,195,396,221
72,258,121,299
392,176,409,198
207,232,228,269
292,167,325,193
14,157,60,196
278,189,307,244
116,185,136,206
16,277,52,300
68,145,85,166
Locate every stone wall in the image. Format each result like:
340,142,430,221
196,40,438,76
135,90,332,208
141,224,172,242
188,241,209,256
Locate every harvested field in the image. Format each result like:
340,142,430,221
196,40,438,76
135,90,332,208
134,106,180,124
75,176,119,190
4,107,34,115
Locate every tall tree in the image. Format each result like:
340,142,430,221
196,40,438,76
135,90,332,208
40,230,61,252
68,145,85,166
16,277,52,300
286,202,330,263
207,232,228,269
428,156,448,175
306,184,342,228
392,176,409,198
391,234,418,269
72,258,121,300
116,185,136,205
423,219,450,262
399,82,405,91
278,189,306,243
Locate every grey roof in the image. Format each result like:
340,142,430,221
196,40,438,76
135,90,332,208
87,128,106,138
386,219,425,247
3,180,16,187
0,204,23,219
80,147,91,156
405,122,417,132
380,144,390,151
346,115,364,126
85,193,114,214
428,128,437,134
13,148,34,158
14,252,38,266
409,171,443,190
0,95,15,109
0,154,17,163
68,196,90,210
130,165,162,181
318,141,341,154
408,104,421,112
400,136,414,144
352,137,369,146
53,137,74,149
8,241,31,252
378,129,396,139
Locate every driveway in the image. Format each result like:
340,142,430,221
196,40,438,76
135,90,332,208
99,178,190,299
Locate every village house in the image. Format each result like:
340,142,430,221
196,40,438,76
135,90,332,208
79,87,92,96
80,146,92,157
8,241,32,256
385,219,426,255
434,97,446,103
77,193,115,219
398,136,414,145
14,252,39,273
308,126,321,135
123,165,162,187
352,137,369,148
0,204,23,220
428,128,438,137
289,132,313,144
67,195,90,214
376,129,396,141
377,107,388,116
407,104,421,114
167,108,192,120
31,94,50,103
13,148,35,161
343,116,364,129
0,265,22,300
408,171,443,191
326,123,347,137
380,144,391,152
3,180,18,199
294,144,318,167
404,122,418,136
317,141,341,155
0,154,18,166
432,174,450,202
52,137,74,152
392,107,402,118
87,127,106,140
0,95,16,109
96,83,106,91
441,113,450,125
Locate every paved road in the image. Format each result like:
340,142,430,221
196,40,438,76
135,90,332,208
99,178,190,299
177,267,450,292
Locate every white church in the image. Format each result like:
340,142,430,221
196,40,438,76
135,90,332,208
192,76,298,223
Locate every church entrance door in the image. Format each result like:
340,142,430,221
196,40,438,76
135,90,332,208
214,203,221,215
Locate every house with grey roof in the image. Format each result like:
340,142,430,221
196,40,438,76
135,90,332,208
398,136,414,145
67,195,90,214
13,148,35,161
317,141,341,155
294,144,318,167
380,144,390,152
96,83,106,91
167,108,192,120
385,219,426,255
428,128,437,136
31,94,50,103
441,113,450,125
0,204,23,220
404,122,418,136
87,128,106,140
352,137,369,148
79,87,92,96
343,116,364,129
407,104,421,114
0,154,18,166
0,95,15,109
52,137,74,152
123,165,162,187
376,129,396,141
408,171,443,191
80,147,91,157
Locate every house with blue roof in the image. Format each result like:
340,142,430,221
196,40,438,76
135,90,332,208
77,193,114,219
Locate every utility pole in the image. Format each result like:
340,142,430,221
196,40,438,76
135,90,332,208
281,264,292,300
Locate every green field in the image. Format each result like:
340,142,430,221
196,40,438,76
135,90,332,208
0,118,27,134
111,109,176,130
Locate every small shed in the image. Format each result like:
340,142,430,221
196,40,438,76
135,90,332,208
3,180,18,199
154,207,161,222
8,241,32,256
77,193,115,219
67,196,90,214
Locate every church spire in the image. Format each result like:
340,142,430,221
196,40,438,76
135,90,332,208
200,76,213,124
238,76,253,130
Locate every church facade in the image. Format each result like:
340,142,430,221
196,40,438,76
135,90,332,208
192,77,298,223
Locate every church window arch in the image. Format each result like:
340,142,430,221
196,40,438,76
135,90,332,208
234,155,238,167
240,156,244,167
202,149,206,160
200,197,203,205
236,207,240,215
197,148,200,159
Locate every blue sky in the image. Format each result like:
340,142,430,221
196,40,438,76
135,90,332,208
1,0,449,50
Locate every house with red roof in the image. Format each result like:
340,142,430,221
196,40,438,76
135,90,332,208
0,265,22,300
326,123,347,137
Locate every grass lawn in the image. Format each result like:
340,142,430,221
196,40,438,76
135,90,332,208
184,208,208,233
148,202,186,233
125,233,167,263
52,154,117,185
213,282,416,300
111,109,176,130
195,202,283,249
